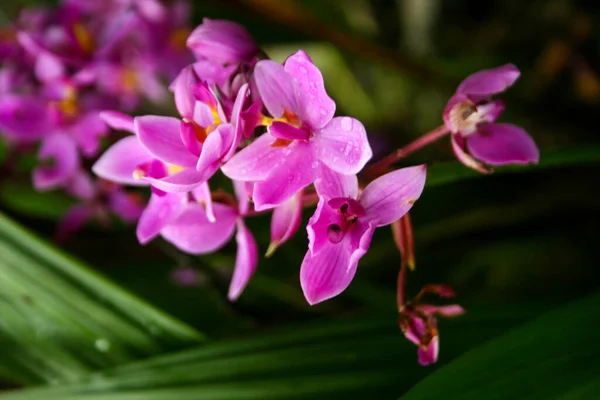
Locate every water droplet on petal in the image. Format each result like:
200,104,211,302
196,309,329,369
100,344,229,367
340,117,353,132
311,161,319,169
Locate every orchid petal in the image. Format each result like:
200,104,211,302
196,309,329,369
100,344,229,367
418,336,439,366
187,18,258,64
284,50,335,129
224,84,249,161
233,180,253,216
143,168,206,193
253,60,297,118
0,95,49,142
314,117,372,175
195,124,233,182
269,121,310,141
180,119,202,157
33,133,79,191
108,191,144,223
221,133,284,181
314,164,358,199
228,219,258,301
56,205,93,242
361,165,427,227
35,52,64,83
252,141,317,210
160,202,237,254
135,115,197,167
268,190,303,255
171,65,198,118
468,123,539,166
451,134,489,173
70,112,109,157
100,111,135,133
191,182,216,223
457,64,520,97
300,221,375,305
92,136,153,186
418,304,466,318
306,197,343,256
136,193,186,244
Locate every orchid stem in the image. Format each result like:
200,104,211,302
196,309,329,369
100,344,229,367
365,124,450,178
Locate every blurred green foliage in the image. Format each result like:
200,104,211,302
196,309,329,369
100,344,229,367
1,0,599,398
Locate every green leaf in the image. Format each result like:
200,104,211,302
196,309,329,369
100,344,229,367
400,292,600,400
0,305,545,399
0,181,75,220
426,144,600,187
0,212,203,385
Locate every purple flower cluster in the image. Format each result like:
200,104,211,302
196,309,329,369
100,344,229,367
0,0,193,234
93,18,427,305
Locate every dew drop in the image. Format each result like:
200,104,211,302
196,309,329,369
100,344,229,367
95,338,111,352
311,161,319,169
340,117,353,132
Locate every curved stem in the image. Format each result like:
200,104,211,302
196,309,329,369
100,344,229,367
364,124,450,178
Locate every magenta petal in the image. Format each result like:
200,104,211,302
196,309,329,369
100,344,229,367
457,64,520,97
191,182,216,223
451,134,489,173
109,191,144,223
136,193,185,244
314,164,358,199
252,141,317,210
0,95,49,142
233,180,253,215
66,170,95,201
100,111,135,133
269,190,303,253
361,165,427,226
418,304,466,318
300,221,376,305
180,119,202,157
224,83,249,160
306,197,344,256
171,65,198,118
33,133,79,191
253,60,298,118
314,117,372,175
228,219,258,301
467,123,539,166
283,50,335,130
160,202,237,254
221,133,284,181
187,18,258,64
35,52,64,83
135,115,198,168
418,336,439,366
71,112,109,157
92,136,153,186
269,121,310,141
195,125,232,182
144,168,207,193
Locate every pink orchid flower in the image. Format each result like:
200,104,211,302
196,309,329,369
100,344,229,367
443,64,539,172
397,280,465,366
300,165,427,305
222,50,372,210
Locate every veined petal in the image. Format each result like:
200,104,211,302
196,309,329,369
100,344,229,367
253,60,297,118
361,165,427,227
228,219,258,301
92,136,153,186
252,141,317,210
314,164,358,199
269,121,310,141
268,190,303,255
136,193,186,244
33,133,79,191
457,64,520,97
144,168,206,193
221,133,284,181
135,115,198,167
468,123,539,166
284,50,335,130
180,119,202,157
100,111,135,133
160,202,237,254
300,221,375,305
451,134,490,173
314,117,372,175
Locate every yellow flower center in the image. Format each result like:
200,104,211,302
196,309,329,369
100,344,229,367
72,23,95,54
